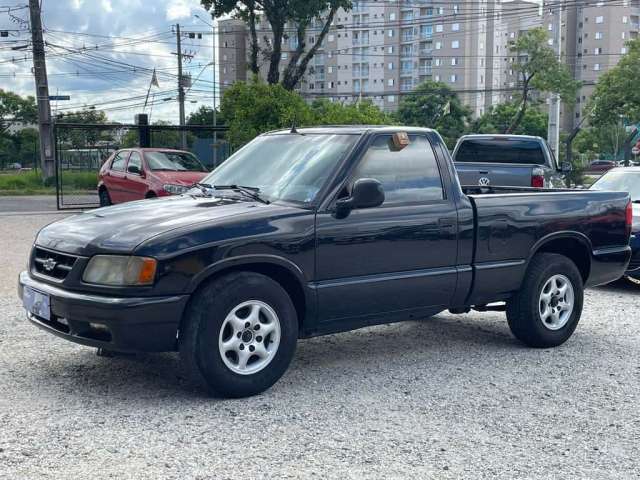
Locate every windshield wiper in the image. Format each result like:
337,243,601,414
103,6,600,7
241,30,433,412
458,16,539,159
192,182,214,196
213,184,270,204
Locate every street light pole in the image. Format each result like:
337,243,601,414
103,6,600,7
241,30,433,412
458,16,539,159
194,14,218,168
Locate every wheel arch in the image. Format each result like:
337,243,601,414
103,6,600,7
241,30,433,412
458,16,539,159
184,256,311,334
528,232,592,283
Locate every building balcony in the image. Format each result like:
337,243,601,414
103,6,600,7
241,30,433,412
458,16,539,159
419,66,432,75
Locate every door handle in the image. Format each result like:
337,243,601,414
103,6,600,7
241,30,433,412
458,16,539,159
478,170,489,175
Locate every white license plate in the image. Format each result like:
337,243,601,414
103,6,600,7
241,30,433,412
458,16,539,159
23,286,51,321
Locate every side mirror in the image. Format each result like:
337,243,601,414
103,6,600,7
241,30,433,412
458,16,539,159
128,165,142,175
335,178,385,218
560,162,573,173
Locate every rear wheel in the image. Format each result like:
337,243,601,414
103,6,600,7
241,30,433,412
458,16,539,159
506,253,584,348
98,188,111,207
145,191,157,199
179,272,298,398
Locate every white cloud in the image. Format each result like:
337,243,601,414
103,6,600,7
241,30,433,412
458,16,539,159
166,0,192,21
101,0,113,13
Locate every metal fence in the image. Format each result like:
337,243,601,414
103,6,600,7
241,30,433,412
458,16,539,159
54,122,229,210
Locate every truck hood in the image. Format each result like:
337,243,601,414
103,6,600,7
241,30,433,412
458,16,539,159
36,195,273,256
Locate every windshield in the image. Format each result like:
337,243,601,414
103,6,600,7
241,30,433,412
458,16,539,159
591,170,640,202
145,151,207,172
455,138,546,165
202,133,359,203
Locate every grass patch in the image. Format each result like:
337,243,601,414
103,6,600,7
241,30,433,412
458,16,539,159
0,170,97,194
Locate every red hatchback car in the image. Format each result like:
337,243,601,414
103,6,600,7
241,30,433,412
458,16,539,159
98,148,208,206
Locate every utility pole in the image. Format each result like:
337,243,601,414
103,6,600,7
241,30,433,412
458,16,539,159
175,24,187,149
194,14,218,168
28,0,54,179
547,0,562,157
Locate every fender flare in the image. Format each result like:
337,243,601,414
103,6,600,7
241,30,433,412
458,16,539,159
526,230,593,277
186,254,308,294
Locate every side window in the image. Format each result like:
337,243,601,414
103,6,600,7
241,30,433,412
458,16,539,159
352,135,443,204
111,151,128,172
127,152,142,173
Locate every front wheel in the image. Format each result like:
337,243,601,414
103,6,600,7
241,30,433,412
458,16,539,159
179,272,298,398
98,188,112,207
506,253,584,348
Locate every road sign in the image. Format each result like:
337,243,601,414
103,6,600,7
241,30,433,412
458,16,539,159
48,95,70,101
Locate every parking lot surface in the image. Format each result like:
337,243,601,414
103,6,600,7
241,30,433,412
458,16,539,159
0,214,639,479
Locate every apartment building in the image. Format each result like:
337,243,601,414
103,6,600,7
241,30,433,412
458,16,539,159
218,0,639,131
218,0,529,117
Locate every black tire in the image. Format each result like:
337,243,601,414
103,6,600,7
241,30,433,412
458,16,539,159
179,272,298,398
145,192,157,199
98,188,111,207
506,253,584,348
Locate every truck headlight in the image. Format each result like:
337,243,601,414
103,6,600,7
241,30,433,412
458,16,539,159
163,184,189,195
82,255,157,286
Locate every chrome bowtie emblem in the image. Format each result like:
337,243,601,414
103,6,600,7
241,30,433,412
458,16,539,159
478,177,490,186
43,258,57,272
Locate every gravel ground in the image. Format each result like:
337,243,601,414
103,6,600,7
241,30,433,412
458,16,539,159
0,214,639,479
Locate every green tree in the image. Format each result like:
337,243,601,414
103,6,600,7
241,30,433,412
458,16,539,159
471,102,548,138
572,125,628,161
201,0,351,89
220,79,314,148
589,38,640,127
506,28,578,133
395,80,471,149
55,109,110,148
0,89,37,134
187,105,216,125
310,99,391,125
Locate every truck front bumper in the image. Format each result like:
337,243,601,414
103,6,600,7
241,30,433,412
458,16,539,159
18,271,189,353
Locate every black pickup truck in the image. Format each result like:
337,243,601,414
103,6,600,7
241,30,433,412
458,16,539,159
19,127,632,398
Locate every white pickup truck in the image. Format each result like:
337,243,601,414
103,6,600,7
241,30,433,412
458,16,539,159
453,134,571,188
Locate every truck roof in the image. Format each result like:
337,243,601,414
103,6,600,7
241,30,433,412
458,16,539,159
264,125,437,135
457,134,545,142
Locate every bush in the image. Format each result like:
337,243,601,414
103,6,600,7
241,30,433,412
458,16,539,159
0,170,97,193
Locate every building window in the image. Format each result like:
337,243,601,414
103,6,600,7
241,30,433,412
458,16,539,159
435,41,442,49
436,24,443,33
388,62,394,70
328,34,334,42
450,74,457,83
388,29,394,37
452,23,460,31
435,58,441,66
388,46,393,54
595,32,603,39
548,23,553,31
594,63,601,71
389,12,396,20
388,95,395,103
622,46,628,54
388,78,394,86
595,16,604,24
452,40,460,49
451,57,458,66
434,74,440,81
594,47,602,55
623,15,628,23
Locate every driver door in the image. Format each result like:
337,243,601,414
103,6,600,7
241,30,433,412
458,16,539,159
314,133,458,325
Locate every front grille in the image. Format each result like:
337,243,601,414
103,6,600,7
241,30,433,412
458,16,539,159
33,247,78,280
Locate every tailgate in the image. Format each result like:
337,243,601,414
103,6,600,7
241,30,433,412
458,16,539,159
455,162,533,187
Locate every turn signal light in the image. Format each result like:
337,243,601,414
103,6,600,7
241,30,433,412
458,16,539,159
626,199,633,241
137,258,157,284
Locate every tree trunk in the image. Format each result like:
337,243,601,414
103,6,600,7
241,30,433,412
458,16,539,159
281,8,337,90
505,74,532,134
281,23,307,88
247,7,260,76
266,15,284,84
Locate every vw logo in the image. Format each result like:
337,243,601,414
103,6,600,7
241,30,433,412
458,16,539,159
478,177,491,186
43,258,57,272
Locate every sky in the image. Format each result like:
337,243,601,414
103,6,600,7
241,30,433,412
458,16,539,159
0,0,219,123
